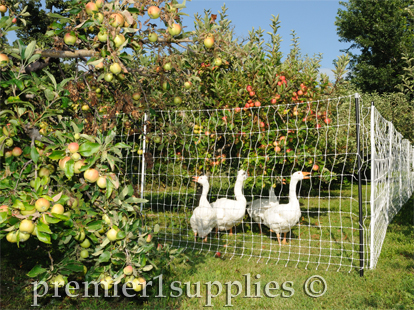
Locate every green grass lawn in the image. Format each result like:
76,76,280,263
1,190,413,309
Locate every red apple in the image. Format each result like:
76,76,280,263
0,5,7,13
245,103,250,109
297,90,303,96
324,118,332,125
270,98,277,104
12,147,22,156
316,124,322,129
109,13,124,27
35,198,50,212
148,6,161,19
260,121,265,127
64,32,77,45
68,142,79,153
255,101,261,107
12,17,17,23
215,252,221,257
312,164,319,171
123,266,133,275
246,85,252,92
249,91,255,97
84,168,99,183
59,156,71,170
280,76,286,80
168,23,181,36
0,53,9,67
235,107,241,113
85,2,98,15
204,36,214,48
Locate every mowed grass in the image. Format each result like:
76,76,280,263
1,188,413,310
144,182,369,271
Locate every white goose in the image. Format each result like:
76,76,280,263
211,170,248,236
190,175,217,242
263,171,310,245
247,187,279,234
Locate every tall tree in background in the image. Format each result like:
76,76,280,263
335,0,414,93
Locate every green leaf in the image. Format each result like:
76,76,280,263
36,230,51,244
30,147,39,164
44,70,57,90
24,40,36,60
154,224,160,234
124,197,148,204
119,186,129,200
64,262,85,273
116,231,126,239
37,220,52,234
11,79,24,91
48,150,66,160
86,220,103,232
87,58,104,66
27,265,47,277
98,251,111,263
44,88,54,101
79,142,101,157
142,265,153,272
0,211,8,224
64,159,75,179
114,142,131,149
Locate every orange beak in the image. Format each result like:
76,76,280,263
302,172,311,179
192,176,199,182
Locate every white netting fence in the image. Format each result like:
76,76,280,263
367,105,414,269
108,93,413,272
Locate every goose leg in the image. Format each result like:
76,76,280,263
270,229,274,233
282,232,288,245
276,233,281,245
215,227,218,238
203,236,207,242
258,223,263,235
194,231,197,242
229,228,233,236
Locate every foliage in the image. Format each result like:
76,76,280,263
335,0,414,94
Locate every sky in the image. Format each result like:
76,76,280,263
7,0,351,80
179,0,351,80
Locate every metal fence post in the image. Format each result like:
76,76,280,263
355,93,364,277
370,102,375,270
140,113,148,212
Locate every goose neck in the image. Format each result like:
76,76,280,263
288,178,299,204
234,179,246,201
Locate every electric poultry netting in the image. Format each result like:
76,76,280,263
120,94,376,272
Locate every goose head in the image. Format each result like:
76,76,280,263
237,169,248,182
291,171,311,181
193,175,209,185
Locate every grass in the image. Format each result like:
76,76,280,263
1,189,413,309
143,182,370,271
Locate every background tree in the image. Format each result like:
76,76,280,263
335,0,414,94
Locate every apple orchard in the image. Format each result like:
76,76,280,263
0,0,350,299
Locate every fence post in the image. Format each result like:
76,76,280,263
355,93,364,277
140,112,148,212
370,102,375,269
